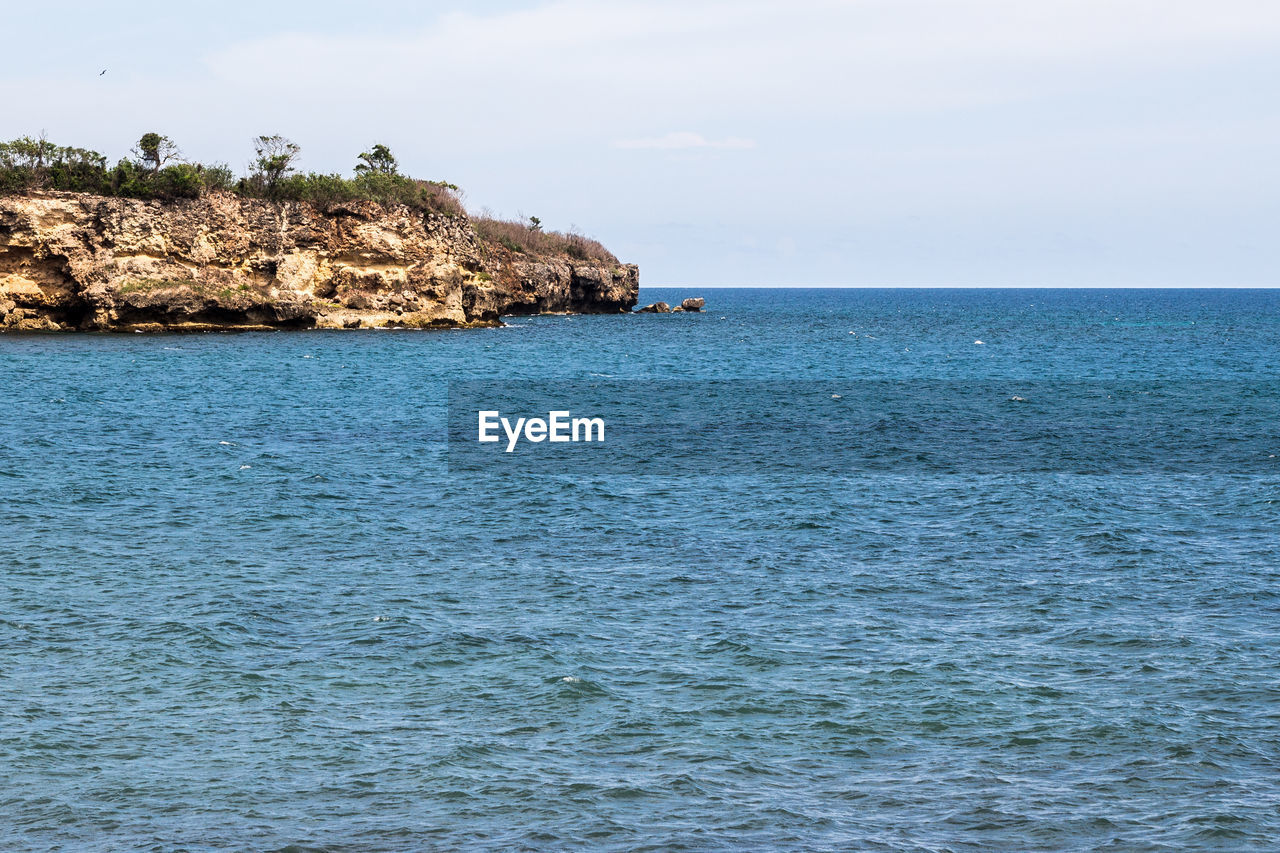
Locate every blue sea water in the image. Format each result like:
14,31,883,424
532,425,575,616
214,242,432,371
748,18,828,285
1,288,1279,851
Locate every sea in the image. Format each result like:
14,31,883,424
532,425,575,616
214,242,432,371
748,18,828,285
2,288,1278,851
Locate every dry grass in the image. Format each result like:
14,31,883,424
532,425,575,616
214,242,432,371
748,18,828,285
471,217,618,264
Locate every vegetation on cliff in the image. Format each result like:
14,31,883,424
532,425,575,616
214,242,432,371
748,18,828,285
0,132,616,263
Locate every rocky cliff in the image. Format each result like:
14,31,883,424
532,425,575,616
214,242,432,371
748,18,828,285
0,192,638,331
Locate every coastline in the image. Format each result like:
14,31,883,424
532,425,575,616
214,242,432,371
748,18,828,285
0,191,638,332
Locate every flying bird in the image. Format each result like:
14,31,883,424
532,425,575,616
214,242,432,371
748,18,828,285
99,69,107,76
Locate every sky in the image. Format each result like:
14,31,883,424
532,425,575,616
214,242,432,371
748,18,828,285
3,0,1279,286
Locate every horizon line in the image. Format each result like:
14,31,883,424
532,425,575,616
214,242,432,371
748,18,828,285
639,284,1280,290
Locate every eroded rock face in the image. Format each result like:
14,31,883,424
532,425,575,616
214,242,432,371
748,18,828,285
0,192,638,331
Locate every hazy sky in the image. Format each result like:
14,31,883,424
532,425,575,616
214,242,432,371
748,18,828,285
4,1,1279,286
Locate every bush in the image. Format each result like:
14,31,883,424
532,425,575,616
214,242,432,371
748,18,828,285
45,147,109,193
0,134,471,217
0,135,617,264
472,216,617,263
0,137,109,193
198,163,235,193
295,173,360,208
108,158,147,197
105,160,204,200
152,164,203,199
240,170,465,216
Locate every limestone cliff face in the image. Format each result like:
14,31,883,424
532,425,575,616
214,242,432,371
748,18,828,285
0,192,638,331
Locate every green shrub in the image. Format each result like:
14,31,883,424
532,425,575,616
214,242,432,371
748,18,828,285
153,164,203,199
0,135,616,262
0,137,109,193
45,147,109,193
198,163,235,192
299,173,360,207
109,158,153,198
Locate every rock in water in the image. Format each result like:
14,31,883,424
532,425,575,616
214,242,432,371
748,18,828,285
637,302,672,314
680,297,706,312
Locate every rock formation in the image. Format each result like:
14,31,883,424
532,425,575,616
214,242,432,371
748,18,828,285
0,192,638,331
638,298,704,314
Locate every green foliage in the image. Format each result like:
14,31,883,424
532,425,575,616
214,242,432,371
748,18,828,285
1,136,51,170
108,159,203,200
1,137,110,193
43,147,108,193
355,144,398,176
250,135,300,197
252,170,464,216
153,164,203,199
1,133,464,220
109,158,150,197
292,172,361,207
197,162,235,192
132,132,180,172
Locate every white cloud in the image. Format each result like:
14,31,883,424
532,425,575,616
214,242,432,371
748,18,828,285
195,0,1280,118
614,132,755,150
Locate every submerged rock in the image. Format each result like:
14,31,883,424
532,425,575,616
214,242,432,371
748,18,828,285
0,192,638,331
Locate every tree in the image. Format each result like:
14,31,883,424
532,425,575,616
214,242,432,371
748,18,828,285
355,143,398,176
132,132,181,172
252,135,300,195
1,134,52,170
1,134,108,192
528,215,542,232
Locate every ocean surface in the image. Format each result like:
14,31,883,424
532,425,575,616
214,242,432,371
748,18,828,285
2,288,1279,851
